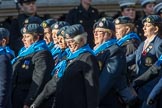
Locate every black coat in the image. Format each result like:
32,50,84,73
54,52,100,108
12,50,54,108
65,4,100,48
0,54,12,108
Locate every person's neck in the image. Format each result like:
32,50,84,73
146,34,156,42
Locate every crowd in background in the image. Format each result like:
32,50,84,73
1,0,162,108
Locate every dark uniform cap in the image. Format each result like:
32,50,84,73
114,16,134,24
65,24,86,38
153,2,162,15
142,15,162,24
24,16,43,25
119,0,136,8
41,19,56,28
51,21,70,30
21,24,44,35
0,28,10,40
140,0,156,7
95,17,115,31
18,0,36,3
56,26,70,37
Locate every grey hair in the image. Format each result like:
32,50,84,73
73,32,88,44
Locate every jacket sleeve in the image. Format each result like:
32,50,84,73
24,51,53,106
133,64,161,88
0,55,12,107
147,78,162,103
82,54,100,108
99,51,126,99
31,76,59,108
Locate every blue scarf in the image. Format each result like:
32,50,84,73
11,40,48,64
51,45,62,58
4,46,15,58
93,38,117,55
156,55,162,67
117,32,141,46
52,44,93,78
0,47,6,55
47,42,54,50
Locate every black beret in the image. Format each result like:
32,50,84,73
21,24,44,35
114,16,134,24
56,26,70,37
94,17,115,31
51,21,70,30
41,19,56,28
64,24,86,38
0,27,10,40
24,16,43,25
142,15,162,24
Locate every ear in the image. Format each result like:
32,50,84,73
154,26,159,34
1,38,7,46
125,26,131,34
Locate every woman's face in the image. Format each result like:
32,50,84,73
65,37,82,52
144,3,155,15
115,24,128,39
57,36,67,49
52,29,59,44
22,33,36,48
121,8,136,20
93,28,111,46
44,27,53,44
143,22,157,37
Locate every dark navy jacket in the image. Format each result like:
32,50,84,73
0,54,12,108
96,44,129,108
135,36,162,102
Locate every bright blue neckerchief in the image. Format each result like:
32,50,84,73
47,42,54,50
4,46,15,58
11,40,48,64
117,32,141,46
51,44,93,78
93,38,117,55
156,55,162,66
0,47,6,55
51,45,62,58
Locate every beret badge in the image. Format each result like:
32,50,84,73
146,17,151,23
24,19,29,24
99,22,104,27
115,19,120,24
61,30,65,36
54,24,59,29
23,28,27,33
42,22,47,28
101,17,106,21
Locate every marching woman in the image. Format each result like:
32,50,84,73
130,15,162,108
54,24,100,108
30,26,71,108
11,24,54,108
